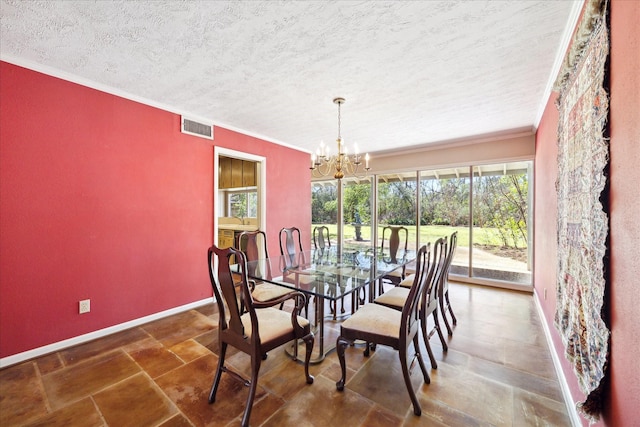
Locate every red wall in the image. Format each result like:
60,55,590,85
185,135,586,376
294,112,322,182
0,62,311,358
534,1,640,425
605,0,640,425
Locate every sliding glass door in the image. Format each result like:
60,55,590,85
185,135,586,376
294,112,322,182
471,162,532,284
419,168,470,277
311,181,338,247
311,160,533,288
377,172,418,251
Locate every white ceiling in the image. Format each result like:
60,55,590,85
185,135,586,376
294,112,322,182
0,0,581,155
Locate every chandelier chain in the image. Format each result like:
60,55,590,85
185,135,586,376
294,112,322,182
337,100,341,141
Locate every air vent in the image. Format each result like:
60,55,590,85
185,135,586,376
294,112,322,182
181,116,214,140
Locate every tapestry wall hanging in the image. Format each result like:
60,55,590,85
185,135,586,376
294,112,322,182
554,0,609,421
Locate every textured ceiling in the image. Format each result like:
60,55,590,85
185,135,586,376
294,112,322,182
0,0,580,155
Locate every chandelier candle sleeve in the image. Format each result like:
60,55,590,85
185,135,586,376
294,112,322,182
310,97,371,180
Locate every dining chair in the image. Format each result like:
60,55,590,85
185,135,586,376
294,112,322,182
313,225,331,250
313,226,346,318
378,225,409,295
336,244,431,416
236,230,294,304
207,245,314,427
439,231,458,335
279,226,316,316
279,226,305,269
373,237,448,368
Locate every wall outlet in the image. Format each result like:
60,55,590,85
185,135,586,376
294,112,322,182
79,299,91,314
544,288,547,300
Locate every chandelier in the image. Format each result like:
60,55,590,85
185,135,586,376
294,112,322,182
310,97,370,180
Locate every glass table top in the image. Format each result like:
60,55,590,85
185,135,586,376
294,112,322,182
244,245,415,301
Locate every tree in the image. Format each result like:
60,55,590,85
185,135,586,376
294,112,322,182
475,174,528,248
311,184,337,223
344,183,371,224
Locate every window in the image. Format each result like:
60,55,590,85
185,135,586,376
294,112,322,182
228,190,258,219
471,163,531,284
311,160,533,289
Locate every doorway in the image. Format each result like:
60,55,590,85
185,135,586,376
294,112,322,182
213,147,266,248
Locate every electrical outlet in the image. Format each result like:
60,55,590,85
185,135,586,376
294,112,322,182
544,288,547,300
79,299,91,314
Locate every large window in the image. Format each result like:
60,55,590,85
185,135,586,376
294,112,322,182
378,172,418,250
471,163,531,284
419,169,471,276
311,182,338,246
311,180,372,251
311,160,533,289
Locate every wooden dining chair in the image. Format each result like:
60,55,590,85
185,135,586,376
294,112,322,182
279,226,305,269
207,245,314,427
279,226,316,316
373,237,448,368
378,225,409,295
237,230,294,304
439,231,458,335
313,225,331,250
336,244,431,416
313,225,346,318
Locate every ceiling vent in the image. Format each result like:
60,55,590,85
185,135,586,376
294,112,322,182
181,116,214,140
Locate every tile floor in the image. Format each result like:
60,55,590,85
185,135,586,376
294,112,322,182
0,283,571,426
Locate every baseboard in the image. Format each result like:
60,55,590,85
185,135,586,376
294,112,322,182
0,297,213,369
533,291,582,427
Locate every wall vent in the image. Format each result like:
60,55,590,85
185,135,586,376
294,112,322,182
181,116,214,140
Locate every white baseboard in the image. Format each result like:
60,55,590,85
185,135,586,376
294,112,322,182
533,291,582,427
0,298,213,369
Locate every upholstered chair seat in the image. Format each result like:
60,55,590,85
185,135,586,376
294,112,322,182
251,282,297,303
339,303,401,339
240,308,310,343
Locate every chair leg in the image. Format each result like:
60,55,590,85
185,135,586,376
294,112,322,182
432,309,449,352
413,335,430,384
336,336,350,391
303,332,315,384
439,296,453,336
399,344,422,416
446,290,457,325
359,286,366,305
241,354,261,427
364,341,372,357
420,313,438,369
439,286,454,336
209,342,227,403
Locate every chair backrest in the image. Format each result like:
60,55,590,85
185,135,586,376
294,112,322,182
237,230,269,261
279,227,304,269
423,237,447,311
400,244,431,338
208,245,255,348
237,230,270,278
442,231,458,280
381,226,409,263
313,226,331,250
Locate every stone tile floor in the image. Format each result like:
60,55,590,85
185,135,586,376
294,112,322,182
0,283,571,426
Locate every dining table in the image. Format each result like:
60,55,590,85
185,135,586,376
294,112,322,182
243,244,416,363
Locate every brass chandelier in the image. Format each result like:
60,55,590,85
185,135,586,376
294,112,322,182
310,97,370,180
